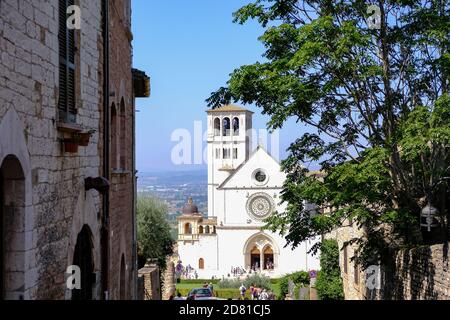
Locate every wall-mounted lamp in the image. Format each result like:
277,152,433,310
85,177,110,194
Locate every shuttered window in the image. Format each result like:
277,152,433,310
58,0,76,123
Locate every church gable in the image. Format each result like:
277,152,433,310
218,146,286,189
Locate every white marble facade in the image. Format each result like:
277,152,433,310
177,105,320,279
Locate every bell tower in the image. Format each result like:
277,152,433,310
206,105,253,217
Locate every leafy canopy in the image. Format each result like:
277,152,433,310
207,0,450,265
137,196,174,271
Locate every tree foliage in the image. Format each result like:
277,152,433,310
207,0,450,266
279,271,310,297
137,196,174,271
315,239,344,300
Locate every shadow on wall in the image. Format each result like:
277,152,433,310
377,243,449,300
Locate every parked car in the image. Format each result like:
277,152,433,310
186,288,215,300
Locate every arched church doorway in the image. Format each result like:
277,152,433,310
1,155,26,300
119,255,126,300
72,225,94,300
244,233,279,272
263,246,274,270
250,246,260,270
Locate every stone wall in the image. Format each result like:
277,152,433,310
0,0,104,300
0,0,136,300
162,257,176,300
328,223,450,300
106,0,135,301
380,243,450,300
138,262,161,300
325,221,367,300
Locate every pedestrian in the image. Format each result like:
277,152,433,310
260,289,269,300
250,284,255,300
239,283,247,300
208,282,214,295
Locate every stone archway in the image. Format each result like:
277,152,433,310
72,225,94,300
0,155,26,300
243,233,280,271
66,190,101,300
0,109,33,300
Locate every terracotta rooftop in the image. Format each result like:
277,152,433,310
206,104,254,113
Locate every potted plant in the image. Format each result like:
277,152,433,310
64,138,79,153
78,130,95,147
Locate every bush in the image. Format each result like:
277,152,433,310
179,279,220,285
243,274,271,290
217,274,271,290
316,239,344,300
217,278,241,289
137,196,174,271
279,271,310,297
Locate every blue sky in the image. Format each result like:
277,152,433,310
132,0,309,172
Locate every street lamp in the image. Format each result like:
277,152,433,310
420,204,439,232
420,176,449,232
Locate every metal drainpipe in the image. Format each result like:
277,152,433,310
101,0,110,301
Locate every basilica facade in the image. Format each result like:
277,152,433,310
177,105,320,279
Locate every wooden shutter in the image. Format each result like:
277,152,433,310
58,0,76,123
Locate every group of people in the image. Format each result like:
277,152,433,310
265,261,274,270
230,266,246,277
238,283,275,300
176,262,198,280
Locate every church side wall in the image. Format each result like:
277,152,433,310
177,235,218,278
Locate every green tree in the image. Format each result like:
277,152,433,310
315,239,344,300
137,196,174,271
207,0,450,266
279,271,310,297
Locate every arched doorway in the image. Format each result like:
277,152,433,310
243,233,279,272
1,155,26,300
263,246,274,270
198,258,205,270
119,255,126,300
72,225,94,300
250,246,260,270
199,226,204,234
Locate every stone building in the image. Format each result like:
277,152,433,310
0,0,149,300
